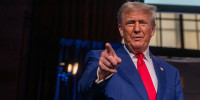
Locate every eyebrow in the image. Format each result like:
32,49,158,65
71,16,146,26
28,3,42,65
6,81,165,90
126,20,135,23
125,19,148,24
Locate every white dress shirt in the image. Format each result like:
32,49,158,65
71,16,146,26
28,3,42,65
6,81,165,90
124,45,158,92
96,45,158,92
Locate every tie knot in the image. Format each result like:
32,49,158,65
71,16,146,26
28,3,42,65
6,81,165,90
136,53,144,59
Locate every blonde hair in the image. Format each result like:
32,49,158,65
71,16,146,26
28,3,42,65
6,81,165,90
117,1,157,26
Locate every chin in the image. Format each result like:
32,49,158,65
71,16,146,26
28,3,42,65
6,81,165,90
133,46,143,50
131,43,143,48
132,43,145,50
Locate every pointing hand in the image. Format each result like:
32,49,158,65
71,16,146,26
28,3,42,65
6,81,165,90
98,43,121,80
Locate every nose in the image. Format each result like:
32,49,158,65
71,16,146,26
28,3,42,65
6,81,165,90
134,22,140,34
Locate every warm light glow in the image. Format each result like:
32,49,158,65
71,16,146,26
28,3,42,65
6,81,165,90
67,64,73,72
59,62,65,66
72,62,79,75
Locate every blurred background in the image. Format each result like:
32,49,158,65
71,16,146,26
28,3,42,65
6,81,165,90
0,0,200,100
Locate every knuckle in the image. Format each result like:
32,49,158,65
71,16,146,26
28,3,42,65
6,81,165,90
111,59,117,66
113,62,117,67
98,62,102,66
99,57,103,61
101,51,106,56
108,63,112,67
99,61,103,67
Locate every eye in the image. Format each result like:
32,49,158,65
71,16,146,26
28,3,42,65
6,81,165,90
140,21,147,26
127,22,133,25
140,21,147,24
127,21,134,24
126,21,135,27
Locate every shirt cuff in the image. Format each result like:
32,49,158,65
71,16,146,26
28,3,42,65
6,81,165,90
95,67,113,84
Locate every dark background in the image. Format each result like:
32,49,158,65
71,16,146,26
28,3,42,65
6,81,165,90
0,0,125,100
1,0,200,100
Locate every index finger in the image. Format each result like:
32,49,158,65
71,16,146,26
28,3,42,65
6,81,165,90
105,43,116,56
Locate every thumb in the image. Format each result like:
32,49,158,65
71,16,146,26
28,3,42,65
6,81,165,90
116,56,121,64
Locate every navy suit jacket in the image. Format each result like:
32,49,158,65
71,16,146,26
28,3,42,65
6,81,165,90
78,46,184,100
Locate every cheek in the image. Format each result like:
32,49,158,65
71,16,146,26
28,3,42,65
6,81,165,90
144,29,153,38
123,29,131,38
124,33,132,41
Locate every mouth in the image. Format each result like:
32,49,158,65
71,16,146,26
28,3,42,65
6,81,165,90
133,37,143,41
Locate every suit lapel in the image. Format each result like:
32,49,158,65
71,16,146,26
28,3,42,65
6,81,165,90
116,46,149,100
151,55,167,100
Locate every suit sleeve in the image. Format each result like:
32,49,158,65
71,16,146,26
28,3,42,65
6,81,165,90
78,50,110,99
175,70,184,100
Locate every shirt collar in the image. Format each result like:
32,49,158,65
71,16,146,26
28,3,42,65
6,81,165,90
123,45,151,61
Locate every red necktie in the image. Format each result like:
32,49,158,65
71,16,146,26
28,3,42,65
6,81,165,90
136,53,156,100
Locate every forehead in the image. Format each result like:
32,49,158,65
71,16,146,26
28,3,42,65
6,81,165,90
124,10,151,20
125,10,150,18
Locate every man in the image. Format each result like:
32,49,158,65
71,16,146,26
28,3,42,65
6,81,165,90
78,1,184,100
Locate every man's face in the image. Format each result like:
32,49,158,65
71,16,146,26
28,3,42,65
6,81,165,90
119,10,155,53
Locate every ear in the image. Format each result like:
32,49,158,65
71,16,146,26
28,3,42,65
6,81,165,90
118,24,124,37
150,26,155,37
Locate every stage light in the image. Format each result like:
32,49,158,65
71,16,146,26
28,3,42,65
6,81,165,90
67,64,73,72
59,62,65,66
72,62,78,75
